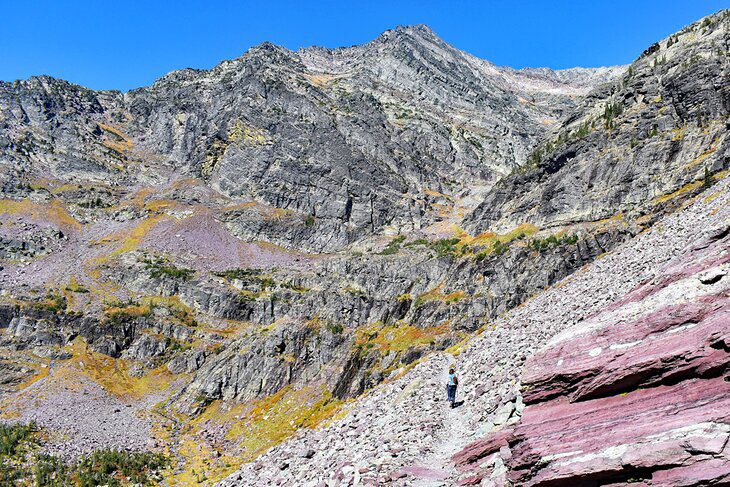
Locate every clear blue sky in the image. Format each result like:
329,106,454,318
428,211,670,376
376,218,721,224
1,0,727,91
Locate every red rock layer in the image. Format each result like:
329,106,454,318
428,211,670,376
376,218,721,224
453,225,730,486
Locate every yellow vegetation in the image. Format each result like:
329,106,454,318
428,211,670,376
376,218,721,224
98,122,133,155
684,146,717,169
652,181,703,204
64,338,174,399
65,276,88,293
461,223,538,248
414,283,468,307
0,199,80,230
123,187,155,209
354,321,450,353
91,215,167,257
223,386,342,454
143,296,197,327
704,190,722,203
595,211,626,226
671,126,688,141
169,385,343,484
12,360,51,392
145,199,180,213
104,302,151,320
650,170,729,205
50,182,110,194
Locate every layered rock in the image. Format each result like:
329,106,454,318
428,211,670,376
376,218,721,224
453,217,730,486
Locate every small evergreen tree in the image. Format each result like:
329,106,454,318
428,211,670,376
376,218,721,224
703,165,713,189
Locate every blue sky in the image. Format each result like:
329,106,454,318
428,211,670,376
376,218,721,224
1,0,727,91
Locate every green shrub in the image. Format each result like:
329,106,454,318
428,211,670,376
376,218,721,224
0,422,36,456
430,238,460,257
325,322,344,334
305,215,316,227
34,454,71,486
403,239,428,247
144,257,195,281
529,234,579,252
35,449,167,487
281,281,308,293
72,449,167,486
703,165,714,189
602,100,624,129
29,294,67,313
492,240,508,255
215,268,284,293
380,236,406,255
214,268,262,280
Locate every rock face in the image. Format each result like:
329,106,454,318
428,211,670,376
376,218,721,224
453,223,730,486
466,10,730,234
219,143,730,487
0,25,619,253
0,21,631,420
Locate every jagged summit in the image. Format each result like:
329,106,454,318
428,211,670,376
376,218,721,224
1,21,625,255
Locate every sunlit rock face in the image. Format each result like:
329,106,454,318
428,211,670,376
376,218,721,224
465,11,730,235
452,224,730,486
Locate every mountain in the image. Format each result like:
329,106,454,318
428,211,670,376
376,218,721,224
466,12,730,233
0,25,619,252
221,165,730,487
0,9,728,487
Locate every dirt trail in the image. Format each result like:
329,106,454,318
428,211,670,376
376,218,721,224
408,355,474,486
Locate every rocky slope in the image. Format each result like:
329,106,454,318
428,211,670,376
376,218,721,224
466,10,730,234
218,148,730,487
0,9,728,487
453,213,730,486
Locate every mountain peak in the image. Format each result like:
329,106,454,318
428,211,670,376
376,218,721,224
373,23,443,47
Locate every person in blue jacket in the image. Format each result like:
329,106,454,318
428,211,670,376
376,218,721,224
447,368,458,408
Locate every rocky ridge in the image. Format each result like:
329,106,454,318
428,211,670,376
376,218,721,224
0,25,620,253
467,10,730,234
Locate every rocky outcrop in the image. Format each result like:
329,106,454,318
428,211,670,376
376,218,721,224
466,10,730,234
453,222,730,486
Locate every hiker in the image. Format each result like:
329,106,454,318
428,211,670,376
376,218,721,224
447,368,458,407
